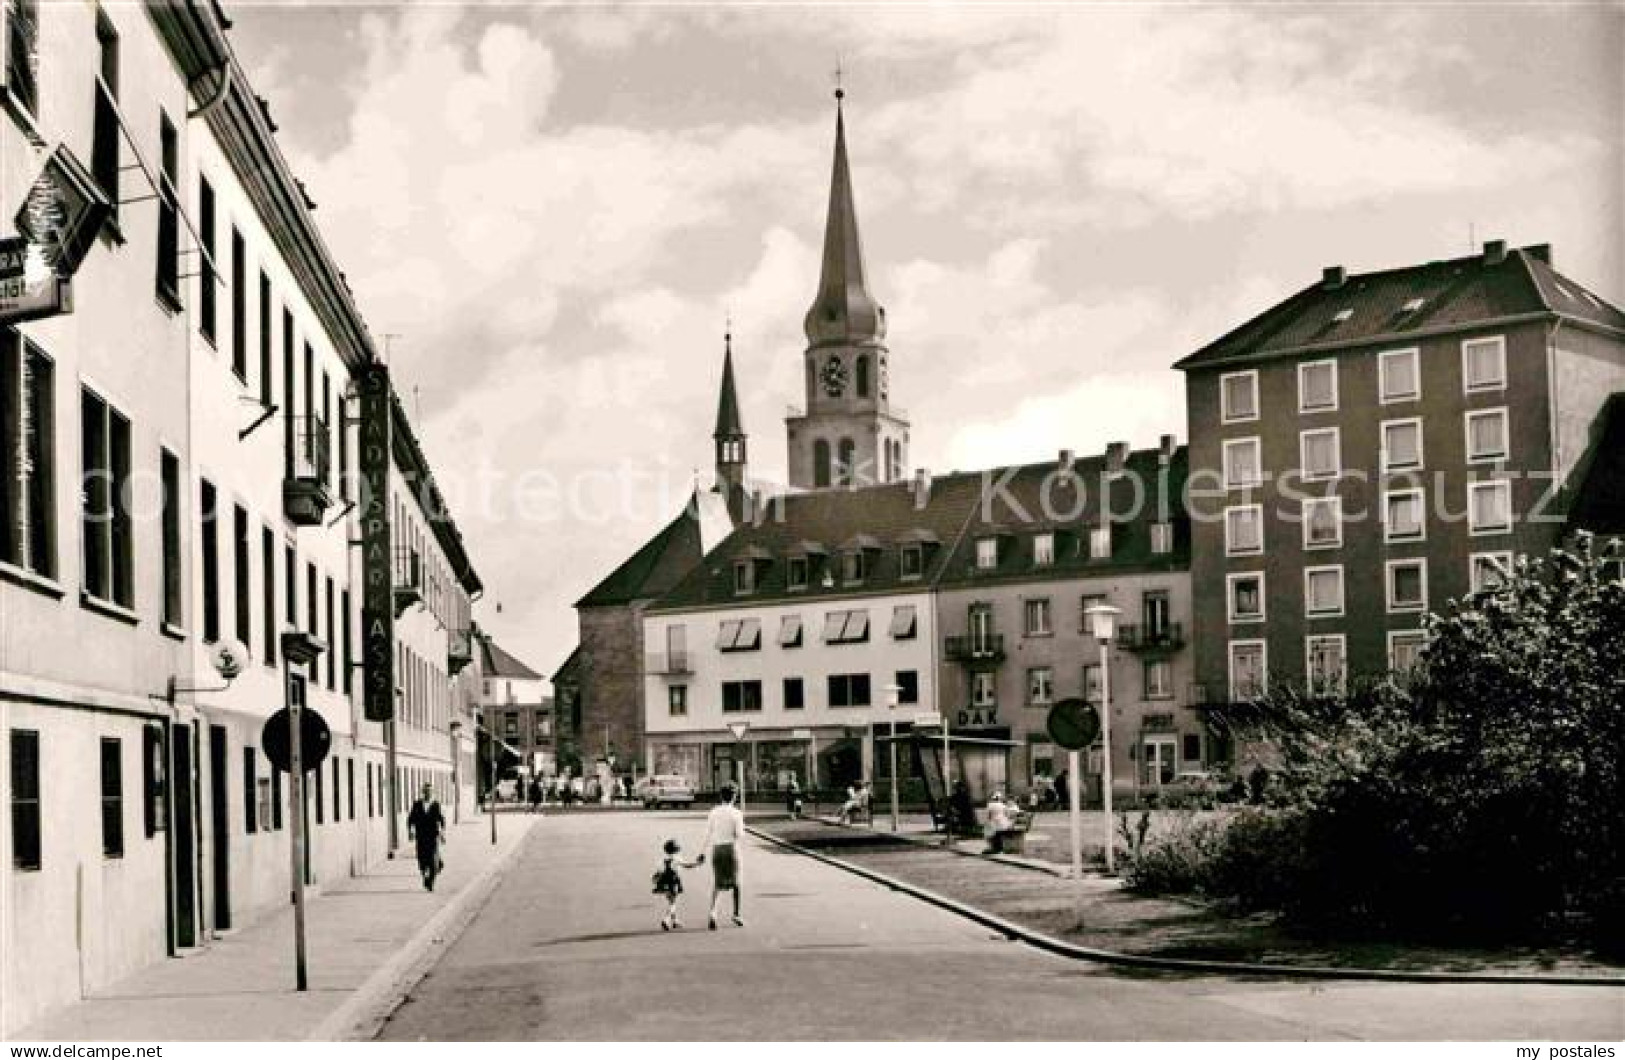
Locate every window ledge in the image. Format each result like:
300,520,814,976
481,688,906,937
1,90,45,146
81,592,140,626
156,285,184,316
161,622,188,642
0,561,65,599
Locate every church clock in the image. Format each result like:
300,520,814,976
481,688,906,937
821,355,848,397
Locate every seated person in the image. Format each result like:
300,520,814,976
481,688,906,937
947,780,976,835
983,792,1020,854
838,783,864,824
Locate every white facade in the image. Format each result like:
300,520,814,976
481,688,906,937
643,591,937,791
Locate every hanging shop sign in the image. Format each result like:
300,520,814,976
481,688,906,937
359,363,395,722
14,145,109,277
0,237,72,324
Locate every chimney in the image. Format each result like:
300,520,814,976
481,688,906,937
1523,243,1552,266
912,468,932,509
1322,266,1346,290
1483,239,1507,265
1159,433,1177,464
1105,441,1128,476
1058,448,1075,474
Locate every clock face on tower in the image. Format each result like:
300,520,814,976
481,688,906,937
821,356,848,397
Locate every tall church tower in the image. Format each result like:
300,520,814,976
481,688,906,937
785,91,909,490
713,326,748,519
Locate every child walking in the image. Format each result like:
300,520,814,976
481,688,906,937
651,838,702,931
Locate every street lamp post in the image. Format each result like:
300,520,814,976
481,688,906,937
486,706,498,845
1084,602,1121,874
883,684,902,832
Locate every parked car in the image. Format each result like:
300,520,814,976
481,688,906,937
636,774,696,809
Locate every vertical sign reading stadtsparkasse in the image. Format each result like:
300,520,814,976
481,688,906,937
359,363,394,722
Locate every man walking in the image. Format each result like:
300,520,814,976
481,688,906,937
407,782,446,891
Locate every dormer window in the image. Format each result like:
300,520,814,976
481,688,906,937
733,560,756,595
975,537,998,570
900,544,923,580
1033,533,1055,567
787,556,809,591
1089,526,1112,560
1151,522,1173,555
842,550,866,584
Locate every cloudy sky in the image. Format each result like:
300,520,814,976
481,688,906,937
226,2,1623,681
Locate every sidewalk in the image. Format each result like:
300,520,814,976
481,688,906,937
16,815,538,1042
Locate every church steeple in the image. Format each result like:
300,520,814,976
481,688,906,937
803,90,885,349
713,325,747,500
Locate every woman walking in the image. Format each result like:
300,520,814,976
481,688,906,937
699,783,746,929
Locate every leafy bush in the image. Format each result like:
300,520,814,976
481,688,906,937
1120,812,1226,895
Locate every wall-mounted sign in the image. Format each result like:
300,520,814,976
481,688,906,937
1,236,71,323
14,146,109,278
359,363,395,722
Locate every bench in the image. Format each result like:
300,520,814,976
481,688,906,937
986,811,1033,856
928,797,980,838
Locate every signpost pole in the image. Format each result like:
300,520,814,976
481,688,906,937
286,668,308,992
884,685,902,833
1068,746,1082,879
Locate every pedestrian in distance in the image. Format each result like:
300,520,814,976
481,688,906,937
406,782,446,891
528,777,543,814
700,783,747,929
838,781,862,825
651,838,703,931
784,776,802,820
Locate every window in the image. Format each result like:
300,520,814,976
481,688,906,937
1150,522,1173,555
856,354,869,398
827,674,870,708
1379,348,1419,403
1144,660,1172,699
1089,526,1112,559
230,228,246,380
787,556,808,590
1220,370,1258,422
261,528,277,666
161,451,182,626
284,543,296,628
1381,418,1423,472
1142,590,1171,637
2,331,56,577
1462,336,1506,393
243,747,257,834
347,759,355,820
969,604,995,653
12,729,41,870
1306,635,1346,694
716,618,761,652
258,272,273,403
1032,533,1054,567
1299,428,1340,481
1387,558,1428,613
142,724,164,837
971,672,996,708
1303,497,1342,550
1298,359,1338,413
836,438,855,487
1029,737,1055,785
1143,734,1177,787
5,0,39,116
975,537,998,570
1227,572,1264,623
1465,408,1509,463
81,389,133,609
306,561,317,637
100,737,123,858
778,615,802,648
198,175,217,342
233,505,251,650
889,604,917,640
1384,488,1425,542
813,440,831,488
1229,641,1266,700
1224,505,1263,556
1023,597,1052,636
900,544,923,579
1470,552,1513,593
1027,667,1054,706
156,114,179,304
199,481,219,640
341,590,352,695
1468,480,1512,535
91,14,119,224
783,678,804,710
823,609,870,645
841,549,866,584
1182,732,1203,764
1304,565,1344,618
718,682,760,715
732,560,755,595
895,670,918,705
1223,437,1262,488
1388,631,1427,675
1082,663,1102,704
324,576,335,689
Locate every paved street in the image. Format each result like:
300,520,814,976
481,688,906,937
376,812,1624,1041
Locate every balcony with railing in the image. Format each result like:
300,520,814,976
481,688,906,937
647,652,693,676
392,546,422,617
1117,621,1186,653
282,415,332,525
943,634,1005,664
448,627,475,675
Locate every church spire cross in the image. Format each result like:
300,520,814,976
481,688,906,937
803,86,884,349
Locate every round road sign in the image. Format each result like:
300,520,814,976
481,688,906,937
1046,697,1100,751
262,707,332,774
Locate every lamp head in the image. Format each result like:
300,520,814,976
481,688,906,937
1084,602,1121,643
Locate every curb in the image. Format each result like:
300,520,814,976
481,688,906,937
309,817,540,1041
749,825,1625,988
